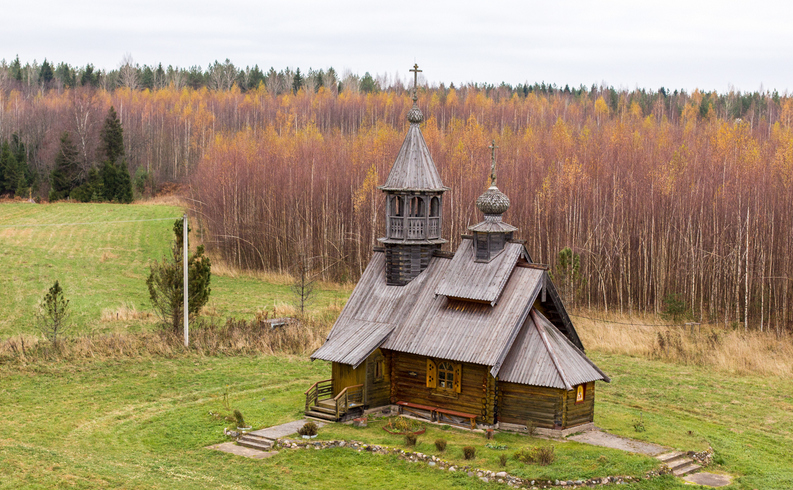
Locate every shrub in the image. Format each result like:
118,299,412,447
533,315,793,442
499,454,508,467
297,421,318,436
514,445,555,466
35,280,71,345
233,409,246,428
434,438,447,452
534,445,555,465
463,446,476,460
525,420,537,436
405,433,417,446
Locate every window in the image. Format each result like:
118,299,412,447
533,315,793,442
392,196,404,217
409,196,425,217
430,197,440,217
373,356,384,381
575,384,586,403
437,362,455,390
426,359,462,394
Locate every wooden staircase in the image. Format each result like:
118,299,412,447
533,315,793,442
305,379,365,421
656,451,702,477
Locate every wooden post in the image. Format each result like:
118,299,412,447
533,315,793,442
183,214,189,347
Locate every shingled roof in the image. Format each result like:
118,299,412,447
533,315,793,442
379,123,448,192
311,246,609,386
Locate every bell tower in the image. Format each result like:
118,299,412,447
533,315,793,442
378,64,448,286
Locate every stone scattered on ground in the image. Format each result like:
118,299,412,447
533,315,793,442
682,472,733,487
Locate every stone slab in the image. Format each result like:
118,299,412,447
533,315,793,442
568,430,668,456
682,472,733,487
248,419,326,439
206,442,277,459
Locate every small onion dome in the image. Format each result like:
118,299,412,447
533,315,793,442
476,185,510,215
407,102,423,124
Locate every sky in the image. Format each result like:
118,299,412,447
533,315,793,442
4,0,793,93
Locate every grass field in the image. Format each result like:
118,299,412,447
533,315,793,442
2,352,791,489
0,202,351,339
3,202,792,489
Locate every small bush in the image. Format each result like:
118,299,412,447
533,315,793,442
298,421,318,436
463,446,476,460
233,409,246,427
632,413,646,432
534,445,555,465
498,454,508,466
434,438,447,452
525,420,537,436
513,445,555,466
405,433,417,446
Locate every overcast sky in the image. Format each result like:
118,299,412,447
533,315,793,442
4,0,792,93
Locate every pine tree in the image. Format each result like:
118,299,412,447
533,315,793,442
147,219,211,332
292,68,303,94
50,132,79,201
40,59,54,84
100,106,124,164
116,161,133,203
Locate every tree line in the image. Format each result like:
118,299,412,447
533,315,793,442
1,67,792,332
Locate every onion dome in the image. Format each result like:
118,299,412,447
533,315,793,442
476,185,510,216
407,97,424,124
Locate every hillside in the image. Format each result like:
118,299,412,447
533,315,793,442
0,201,350,339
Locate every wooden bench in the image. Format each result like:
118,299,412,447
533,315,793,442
396,401,478,429
396,401,437,421
434,407,478,429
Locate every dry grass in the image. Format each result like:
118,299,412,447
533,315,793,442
574,311,793,376
0,314,332,364
100,303,153,322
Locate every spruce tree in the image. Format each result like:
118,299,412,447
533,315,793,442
147,219,211,332
116,161,133,203
100,106,124,164
50,132,79,201
40,59,54,84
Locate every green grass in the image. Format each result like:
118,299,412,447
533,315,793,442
3,201,792,489
0,202,349,339
2,352,791,488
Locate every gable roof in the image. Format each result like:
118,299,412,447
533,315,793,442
311,246,607,388
379,123,448,192
435,239,527,305
498,309,610,389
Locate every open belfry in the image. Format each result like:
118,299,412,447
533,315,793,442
308,65,609,431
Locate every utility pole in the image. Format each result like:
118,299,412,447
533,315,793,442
183,213,189,347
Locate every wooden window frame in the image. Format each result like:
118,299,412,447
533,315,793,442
373,355,384,382
426,359,461,395
575,384,586,404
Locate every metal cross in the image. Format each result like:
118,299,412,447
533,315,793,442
410,63,422,91
489,140,499,186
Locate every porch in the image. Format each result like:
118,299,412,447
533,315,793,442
304,379,365,421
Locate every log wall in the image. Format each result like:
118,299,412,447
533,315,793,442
387,350,492,424
563,382,595,428
365,349,391,408
498,382,565,429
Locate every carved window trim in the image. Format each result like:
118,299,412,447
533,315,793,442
575,384,586,404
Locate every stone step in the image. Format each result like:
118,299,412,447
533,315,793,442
672,462,702,477
667,458,696,472
305,410,338,421
237,436,273,452
656,451,686,464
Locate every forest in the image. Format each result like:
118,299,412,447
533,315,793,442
1,57,792,333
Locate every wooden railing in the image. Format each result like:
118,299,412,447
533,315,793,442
333,384,364,419
304,378,333,413
388,217,441,240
